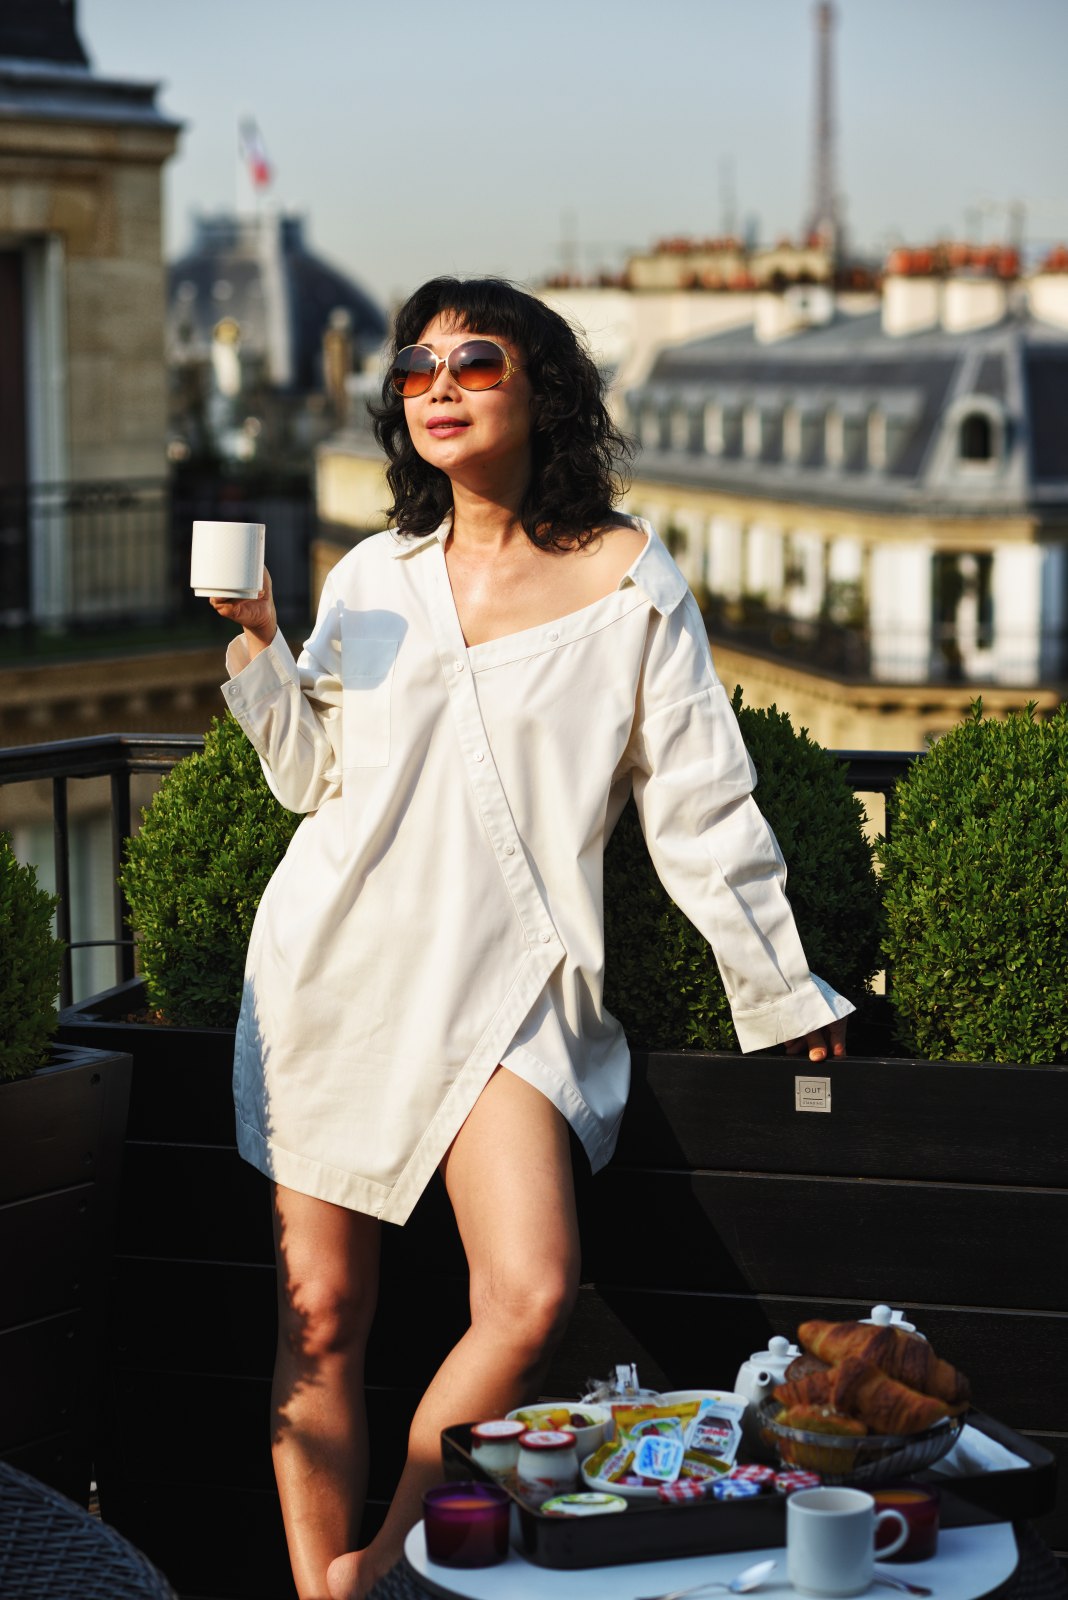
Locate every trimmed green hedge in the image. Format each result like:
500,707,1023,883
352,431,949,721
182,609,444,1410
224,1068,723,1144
0,832,63,1081
121,714,300,1028
878,699,1068,1064
604,688,883,1050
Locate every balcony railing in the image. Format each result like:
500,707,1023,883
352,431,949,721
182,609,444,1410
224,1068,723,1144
0,732,917,1010
0,473,315,651
702,596,1068,686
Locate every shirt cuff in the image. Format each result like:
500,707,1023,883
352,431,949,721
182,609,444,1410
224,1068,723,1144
221,630,298,713
732,974,855,1054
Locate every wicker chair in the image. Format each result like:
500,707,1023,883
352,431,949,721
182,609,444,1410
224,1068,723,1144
0,1461,177,1600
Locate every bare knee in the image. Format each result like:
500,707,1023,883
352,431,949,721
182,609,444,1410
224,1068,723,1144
278,1274,378,1363
470,1262,578,1362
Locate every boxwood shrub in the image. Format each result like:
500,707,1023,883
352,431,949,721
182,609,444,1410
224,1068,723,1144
0,831,63,1081
603,687,883,1050
120,713,300,1028
878,699,1068,1064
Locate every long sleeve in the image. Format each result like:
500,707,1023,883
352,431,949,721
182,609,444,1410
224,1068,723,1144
220,574,344,814
628,593,853,1051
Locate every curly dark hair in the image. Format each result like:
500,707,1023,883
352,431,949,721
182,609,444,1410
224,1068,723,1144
371,276,631,550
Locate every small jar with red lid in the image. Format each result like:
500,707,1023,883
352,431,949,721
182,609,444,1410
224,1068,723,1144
470,1419,525,1480
516,1429,579,1500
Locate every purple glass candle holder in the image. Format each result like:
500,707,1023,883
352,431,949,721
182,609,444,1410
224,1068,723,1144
423,1481,511,1568
873,1482,940,1562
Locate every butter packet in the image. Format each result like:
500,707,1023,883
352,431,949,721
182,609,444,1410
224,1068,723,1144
613,1401,701,1441
632,1433,685,1483
685,1397,746,1466
584,1438,636,1484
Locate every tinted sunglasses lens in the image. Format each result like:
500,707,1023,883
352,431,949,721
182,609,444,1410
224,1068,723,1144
450,340,508,391
391,346,437,396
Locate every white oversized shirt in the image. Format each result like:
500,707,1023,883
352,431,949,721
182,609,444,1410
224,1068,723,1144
221,517,852,1224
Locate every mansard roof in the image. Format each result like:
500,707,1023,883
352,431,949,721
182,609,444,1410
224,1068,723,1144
630,306,1068,518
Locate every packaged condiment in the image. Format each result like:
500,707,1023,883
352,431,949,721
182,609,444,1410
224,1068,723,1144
712,1477,762,1500
470,1419,525,1480
516,1429,579,1500
774,1469,822,1494
612,1400,702,1445
729,1463,776,1491
686,1396,746,1465
658,1478,714,1503
632,1433,685,1482
541,1492,627,1517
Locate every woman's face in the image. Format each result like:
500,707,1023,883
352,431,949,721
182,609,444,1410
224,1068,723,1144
403,313,534,494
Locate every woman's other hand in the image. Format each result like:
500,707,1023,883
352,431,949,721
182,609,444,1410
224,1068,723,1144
210,567,278,658
785,1017,848,1063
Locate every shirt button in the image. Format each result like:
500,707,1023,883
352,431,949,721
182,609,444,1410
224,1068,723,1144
539,932,552,943
504,844,516,856
548,629,560,641
454,660,465,673
473,750,484,762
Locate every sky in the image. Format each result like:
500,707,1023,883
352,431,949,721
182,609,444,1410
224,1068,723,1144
79,0,1068,312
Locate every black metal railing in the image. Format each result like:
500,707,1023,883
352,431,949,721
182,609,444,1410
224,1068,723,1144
0,732,919,1010
0,473,315,650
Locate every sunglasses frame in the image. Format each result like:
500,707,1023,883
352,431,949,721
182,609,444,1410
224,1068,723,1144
390,338,522,398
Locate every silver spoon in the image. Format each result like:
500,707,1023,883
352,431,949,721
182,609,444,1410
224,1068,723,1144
872,1574,933,1597
636,1555,779,1600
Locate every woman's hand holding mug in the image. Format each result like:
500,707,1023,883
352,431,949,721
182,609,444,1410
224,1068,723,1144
210,567,278,658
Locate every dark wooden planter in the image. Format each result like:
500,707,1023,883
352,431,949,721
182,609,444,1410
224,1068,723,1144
58,981,1067,1597
0,1041,132,1505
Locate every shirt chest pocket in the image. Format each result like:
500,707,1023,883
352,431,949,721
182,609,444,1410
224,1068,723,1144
341,633,399,767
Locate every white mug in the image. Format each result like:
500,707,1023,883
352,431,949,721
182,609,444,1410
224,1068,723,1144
788,1486,908,1597
190,520,265,598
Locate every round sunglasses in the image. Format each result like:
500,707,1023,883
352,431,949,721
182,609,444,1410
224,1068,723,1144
390,338,522,398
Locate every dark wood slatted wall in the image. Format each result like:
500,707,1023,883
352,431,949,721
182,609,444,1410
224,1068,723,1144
56,1007,1068,1600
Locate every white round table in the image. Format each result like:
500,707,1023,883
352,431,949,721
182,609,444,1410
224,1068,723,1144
403,1520,1019,1600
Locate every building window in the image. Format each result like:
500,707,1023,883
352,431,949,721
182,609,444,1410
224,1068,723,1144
670,405,693,452
742,404,763,459
783,405,802,463
959,411,993,461
639,405,663,451
933,551,994,678
704,402,723,455
868,411,887,470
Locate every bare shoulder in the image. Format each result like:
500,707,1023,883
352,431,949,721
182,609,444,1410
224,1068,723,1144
579,516,649,582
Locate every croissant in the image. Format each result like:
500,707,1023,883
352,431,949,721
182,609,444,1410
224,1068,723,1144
798,1320,971,1408
828,1356,954,1434
773,1369,835,1410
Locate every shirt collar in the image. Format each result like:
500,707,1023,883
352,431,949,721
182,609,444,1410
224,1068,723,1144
387,514,452,558
623,518,690,615
386,511,689,616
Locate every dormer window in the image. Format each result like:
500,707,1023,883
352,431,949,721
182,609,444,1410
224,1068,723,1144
742,404,763,459
704,402,724,455
959,411,993,461
639,404,663,451
670,404,693,452
945,395,1004,472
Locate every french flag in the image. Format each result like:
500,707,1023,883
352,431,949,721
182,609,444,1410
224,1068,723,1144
239,118,273,190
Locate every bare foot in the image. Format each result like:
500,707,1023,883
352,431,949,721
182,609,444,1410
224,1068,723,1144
326,1548,387,1600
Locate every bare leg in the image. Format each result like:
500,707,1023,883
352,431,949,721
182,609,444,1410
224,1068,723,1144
271,1182,381,1600
327,1069,580,1599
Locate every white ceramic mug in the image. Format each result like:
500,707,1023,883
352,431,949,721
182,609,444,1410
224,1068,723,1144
788,1486,908,1597
190,520,265,598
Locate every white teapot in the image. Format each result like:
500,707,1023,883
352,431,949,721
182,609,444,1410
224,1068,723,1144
861,1303,926,1339
733,1334,800,1409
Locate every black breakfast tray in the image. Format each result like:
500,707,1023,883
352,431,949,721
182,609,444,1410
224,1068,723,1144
440,1411,1056,1571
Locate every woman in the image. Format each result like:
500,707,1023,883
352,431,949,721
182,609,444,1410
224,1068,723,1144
211,277,852,1600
